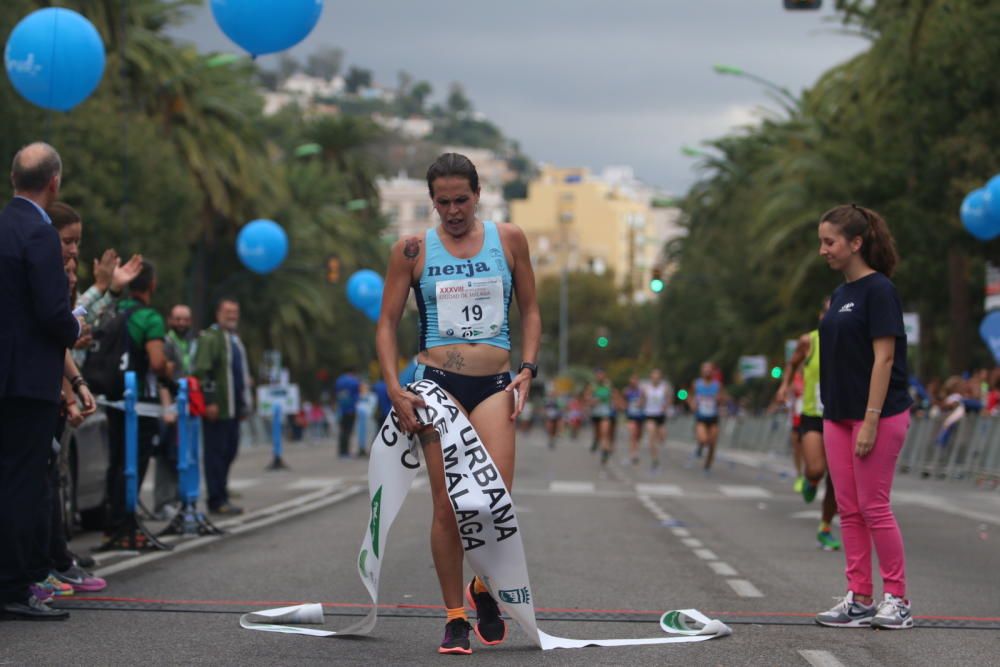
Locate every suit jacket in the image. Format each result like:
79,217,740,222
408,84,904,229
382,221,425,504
0,198,79,403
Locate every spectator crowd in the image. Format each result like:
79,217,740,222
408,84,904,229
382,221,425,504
0,143,253,621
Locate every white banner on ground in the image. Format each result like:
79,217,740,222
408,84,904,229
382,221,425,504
240,380,732,649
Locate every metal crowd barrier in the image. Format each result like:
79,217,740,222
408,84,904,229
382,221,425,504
670,411,1000,485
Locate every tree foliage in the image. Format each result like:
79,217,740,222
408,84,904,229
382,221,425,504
658,0,1000,382
0,0,392,396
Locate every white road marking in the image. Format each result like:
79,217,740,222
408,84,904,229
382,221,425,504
94,485,364,578
549,481,596,494
893,491,1000,527
719,485,773,498
681,538,703,548
228,478,261,491
709,561,738,576
412,483,790,501
693,548,718,560
790,510,823,520
727,579,764,598
635,483,684,497
638,497,661,512
285,477,342,490
671,528,691,537
798,650,848,667
635,494,675,524
470,487,636,499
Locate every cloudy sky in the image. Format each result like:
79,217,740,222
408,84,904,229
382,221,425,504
172,1,868,195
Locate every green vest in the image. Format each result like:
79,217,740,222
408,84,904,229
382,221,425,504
592,383,613,417
166,330,192,376
802,329,823,417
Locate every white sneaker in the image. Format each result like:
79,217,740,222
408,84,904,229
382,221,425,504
871,593,913,630
815,591,876,628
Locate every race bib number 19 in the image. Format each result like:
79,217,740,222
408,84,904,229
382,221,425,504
697,397,717,417
436,276,504,341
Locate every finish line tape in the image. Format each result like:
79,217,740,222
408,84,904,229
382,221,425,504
240,380,731,649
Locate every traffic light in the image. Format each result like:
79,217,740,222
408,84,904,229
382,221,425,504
784,0,821,9
771,366,783,379
325,255,340,283
649,267,664,293
596,326,610,348
677,389,689,401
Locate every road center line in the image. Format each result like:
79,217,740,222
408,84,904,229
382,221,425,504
798,649,847,667
719,485,773,498
681,538,703,548
549,480,596,494
693,548,718,560
727,579,764,598
708,562,738,577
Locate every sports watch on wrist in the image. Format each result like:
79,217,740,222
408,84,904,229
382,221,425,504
518,362,538,379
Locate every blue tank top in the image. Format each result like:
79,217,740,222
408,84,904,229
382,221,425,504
415,221,513,351
694,378,720,418
624,387,643,417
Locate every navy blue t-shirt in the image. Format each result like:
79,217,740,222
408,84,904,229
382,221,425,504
372,380,391,416
334,373,361,415
819,272,912,421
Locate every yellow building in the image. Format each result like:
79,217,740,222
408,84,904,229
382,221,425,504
510,165,673,301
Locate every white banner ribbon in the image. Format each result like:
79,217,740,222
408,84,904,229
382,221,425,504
240,379,732,648
97,397,166,419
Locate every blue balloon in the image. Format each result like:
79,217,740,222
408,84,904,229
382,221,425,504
364,299,382,323
237,219,288,274
960,189,999,241
210,0,323,57
981,174,1000,238
4,8,106,111
980,311,1000,364
346,269,383,311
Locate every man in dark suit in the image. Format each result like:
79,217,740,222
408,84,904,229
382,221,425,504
0,142,81,621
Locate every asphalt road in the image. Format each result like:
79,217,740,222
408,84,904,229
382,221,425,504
2,424,998,666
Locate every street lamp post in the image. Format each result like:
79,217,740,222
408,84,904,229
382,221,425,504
712,64,797,105
559,261,568,374
558,209,571,374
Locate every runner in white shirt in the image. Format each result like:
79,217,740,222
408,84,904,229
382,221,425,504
641,369,672,474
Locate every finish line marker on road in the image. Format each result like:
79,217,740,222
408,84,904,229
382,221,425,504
55,596,1000,629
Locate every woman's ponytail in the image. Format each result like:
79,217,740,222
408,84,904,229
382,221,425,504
819,204,899,277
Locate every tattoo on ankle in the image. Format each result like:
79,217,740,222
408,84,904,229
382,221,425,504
418,428,440,446
444,350,466,371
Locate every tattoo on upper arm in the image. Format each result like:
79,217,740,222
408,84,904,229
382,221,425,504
444,350,466,371
403,238,421,261
417,428,440,446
